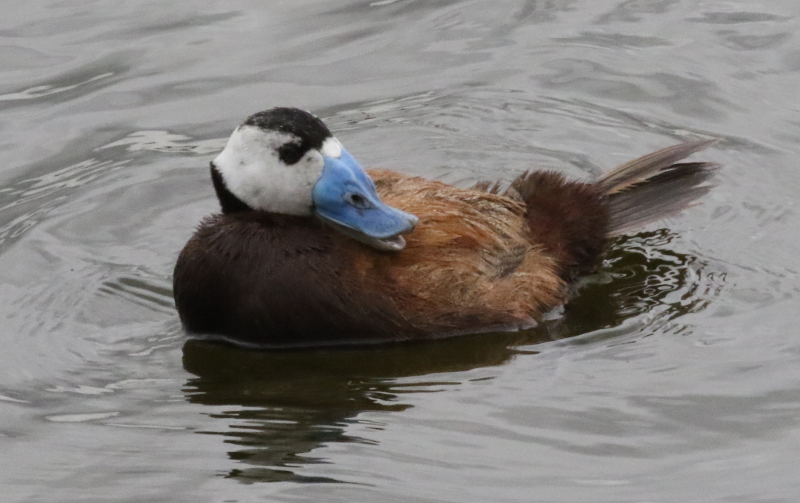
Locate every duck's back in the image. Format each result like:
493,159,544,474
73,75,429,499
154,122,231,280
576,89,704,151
369,169,566,333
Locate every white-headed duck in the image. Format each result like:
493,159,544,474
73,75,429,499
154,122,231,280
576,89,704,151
173,107,720,347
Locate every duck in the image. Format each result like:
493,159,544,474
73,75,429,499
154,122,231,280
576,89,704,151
173,107,720,348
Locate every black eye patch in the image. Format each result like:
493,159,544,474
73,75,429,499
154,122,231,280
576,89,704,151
277,142,307,165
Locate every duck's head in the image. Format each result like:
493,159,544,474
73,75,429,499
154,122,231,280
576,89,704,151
210,107,418,251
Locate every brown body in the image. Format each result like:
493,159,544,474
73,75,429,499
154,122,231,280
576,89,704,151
174,140,719,347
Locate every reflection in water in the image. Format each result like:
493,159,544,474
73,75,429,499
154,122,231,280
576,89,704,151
559,229,725,337
182,332,524,483
182,229,724,483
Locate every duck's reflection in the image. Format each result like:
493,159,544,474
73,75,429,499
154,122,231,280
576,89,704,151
182,329,530,483
182,229,722,483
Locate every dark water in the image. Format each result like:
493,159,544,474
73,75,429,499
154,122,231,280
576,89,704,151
2,1,799,501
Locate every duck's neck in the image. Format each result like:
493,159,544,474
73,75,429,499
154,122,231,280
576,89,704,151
210,163,251,214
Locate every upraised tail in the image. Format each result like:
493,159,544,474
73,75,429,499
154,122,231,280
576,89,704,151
596,139,721,236
505,139,720,280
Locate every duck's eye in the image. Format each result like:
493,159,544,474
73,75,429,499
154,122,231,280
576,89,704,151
346,192,371,209
277,142,305,165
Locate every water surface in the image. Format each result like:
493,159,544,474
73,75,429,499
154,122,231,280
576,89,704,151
1,1,799,501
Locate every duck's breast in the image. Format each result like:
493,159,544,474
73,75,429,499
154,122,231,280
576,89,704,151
173,212,421,346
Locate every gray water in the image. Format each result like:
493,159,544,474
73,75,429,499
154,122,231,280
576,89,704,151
1,1,799,501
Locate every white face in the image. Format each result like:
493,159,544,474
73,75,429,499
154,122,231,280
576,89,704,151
212,125,343,215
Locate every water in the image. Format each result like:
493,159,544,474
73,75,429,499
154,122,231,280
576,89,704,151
1,0,799,501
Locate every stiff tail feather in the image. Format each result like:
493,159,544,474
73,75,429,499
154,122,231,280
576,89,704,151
504,139,720,280
596,139,721,236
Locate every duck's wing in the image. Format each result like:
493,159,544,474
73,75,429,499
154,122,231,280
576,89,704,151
366,169,566,334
